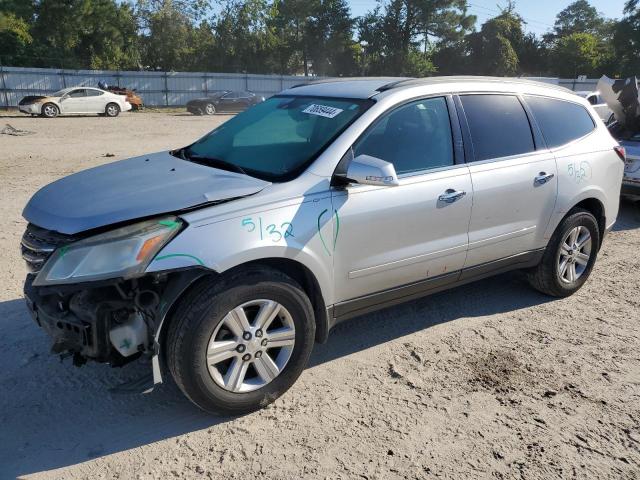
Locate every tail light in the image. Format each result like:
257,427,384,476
614,145,626,163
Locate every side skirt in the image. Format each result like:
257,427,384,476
328,248,545,325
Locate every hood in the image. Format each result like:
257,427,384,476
23,151,270,235
19,95,52,105
597,75,640,132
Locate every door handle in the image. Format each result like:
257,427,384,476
438,189,466,203
534,172,555,185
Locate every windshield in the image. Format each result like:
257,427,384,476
52,89,71,97
184,95,372,181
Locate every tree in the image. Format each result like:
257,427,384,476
357,0,474,76
306,0,358,76
551,32,602,77
465,2,525,76
210,0,278,73
24,0,139,69
613,0,640,76
549,0,606,38
0,12,32,65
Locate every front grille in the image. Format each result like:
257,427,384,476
21,224,76,273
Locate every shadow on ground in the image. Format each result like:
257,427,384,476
0,268,551,477
613,198,640,231
2,203,637,476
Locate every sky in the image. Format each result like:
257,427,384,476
348,0,630,36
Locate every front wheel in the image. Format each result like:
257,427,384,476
105,102,120,117
41,103,59,118
166,268,315,414
527,209,600,297
204,103,216,115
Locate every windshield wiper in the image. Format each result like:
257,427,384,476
182,150,247,175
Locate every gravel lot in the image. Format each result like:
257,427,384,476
1,111,639,480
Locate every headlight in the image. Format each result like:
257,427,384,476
33,217,183,286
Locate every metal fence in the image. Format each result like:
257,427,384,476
0,66,602,108
0,66,323,108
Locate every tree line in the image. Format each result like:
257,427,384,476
0,0,639,78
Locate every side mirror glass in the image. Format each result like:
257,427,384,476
345,154,400,187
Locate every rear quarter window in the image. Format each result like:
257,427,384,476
525,96,595,149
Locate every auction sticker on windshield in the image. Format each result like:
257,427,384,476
302,104,344,118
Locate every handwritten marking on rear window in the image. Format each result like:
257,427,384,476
302,104,344,118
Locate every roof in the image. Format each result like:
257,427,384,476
281,76,573,99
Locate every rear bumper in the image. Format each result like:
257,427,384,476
621,179,640,197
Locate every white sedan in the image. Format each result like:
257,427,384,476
18,87,132,118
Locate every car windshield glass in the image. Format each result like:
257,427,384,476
52,89,70,97
185,95,372,181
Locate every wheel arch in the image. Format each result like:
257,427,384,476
571,197,606,247
157,258,330,360
545,186,609,249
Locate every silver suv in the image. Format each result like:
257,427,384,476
21,77,624,414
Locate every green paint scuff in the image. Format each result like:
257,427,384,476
154,253,205,266
158,220,180,230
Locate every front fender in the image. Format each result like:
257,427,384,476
146,191,336,305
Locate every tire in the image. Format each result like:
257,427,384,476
41,103,59,118
204,103,216,115
166,267,315,415
105,102,120,117
527,208,600,297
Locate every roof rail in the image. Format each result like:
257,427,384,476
377,78,417,91
290,76,409,89
375,76,573,93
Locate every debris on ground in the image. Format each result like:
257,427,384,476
1,123,34,136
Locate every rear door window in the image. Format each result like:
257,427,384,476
525,96,595,149
460,94,535,161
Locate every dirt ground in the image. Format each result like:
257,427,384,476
0,111,639,480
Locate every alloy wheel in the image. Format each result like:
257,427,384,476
43,105,57,117
205,104,215,115
557,225,592,284
107,105,118,116
206,299,296,393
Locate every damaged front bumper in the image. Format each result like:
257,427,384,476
19,103,40,115
24,268,208,388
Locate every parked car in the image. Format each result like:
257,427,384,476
598,76,640,201
574,90,613,121
21,77,624,414
18,87,132,118
186,90,265,115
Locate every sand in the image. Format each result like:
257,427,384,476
1,111,639,479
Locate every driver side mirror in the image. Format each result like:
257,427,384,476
345,154,400,187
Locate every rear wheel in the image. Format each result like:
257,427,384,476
105,103,120,117
527,209,600,297
41,103,59,118
166,267,315,414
